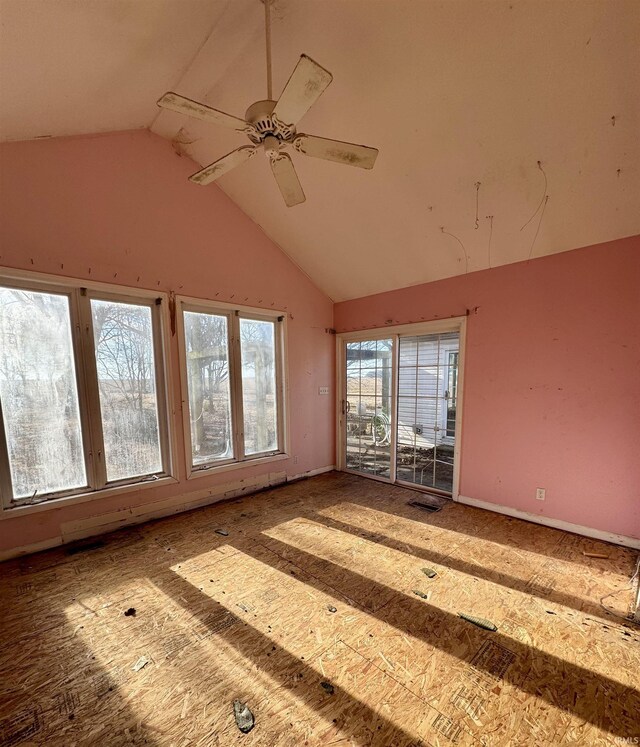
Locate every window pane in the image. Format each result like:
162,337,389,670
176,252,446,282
183,311,233,465
91,299,162,482
0,287,86,498
240,319,278,455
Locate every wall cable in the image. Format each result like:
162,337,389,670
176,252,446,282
486,215,494,268
520,161,548,232
527,195,549,259
441,227,469,274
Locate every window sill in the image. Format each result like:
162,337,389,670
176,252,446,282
0,475,179,519
187,452,290,480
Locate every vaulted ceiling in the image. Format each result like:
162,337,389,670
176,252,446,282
1,0,638,301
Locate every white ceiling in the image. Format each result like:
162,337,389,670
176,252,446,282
1,0,638,301
0,0,224,139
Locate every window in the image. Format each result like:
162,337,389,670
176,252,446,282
240,318,278,455
91,299,164,481
178,300,285,473
0,275,171,509
0,287,87,499
183,310,233,465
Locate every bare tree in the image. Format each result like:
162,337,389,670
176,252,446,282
92,302,153,414
240,319,276,453
90,300,160,480
184,312,231,459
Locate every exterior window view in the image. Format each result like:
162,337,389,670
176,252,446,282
0,285,167,503
345,339,393,478
239,318,278,456
182,307,281,471
91,298,163,482
0,287,87,498
396,332,459,492
184,310,234,464
345,331,460,493
0,280,285,508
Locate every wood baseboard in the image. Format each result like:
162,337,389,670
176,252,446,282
0,465,335,562
457,494,640,550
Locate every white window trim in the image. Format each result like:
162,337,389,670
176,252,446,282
176,295,289,480
0,266,178,516
0,474,180,519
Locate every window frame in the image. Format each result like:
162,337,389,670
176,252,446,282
82,289,172,488
176,296,288,479
180,303,238,471
0,268,177,515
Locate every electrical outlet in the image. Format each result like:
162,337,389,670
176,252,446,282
536,488,546,501
318,386,329,395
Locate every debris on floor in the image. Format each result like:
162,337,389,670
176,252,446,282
413,589,430,600
2,473,639,745
132,656,150,672
421,567,437,578
583,551,609,559
233,700,255,734
458,612,498,631
215,529,229,536
124,607,136,617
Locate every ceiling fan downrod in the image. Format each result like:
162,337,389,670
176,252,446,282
264,0,273,100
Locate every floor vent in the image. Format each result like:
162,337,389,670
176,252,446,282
408,499,444,513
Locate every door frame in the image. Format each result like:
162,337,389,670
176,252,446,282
336,316,467,501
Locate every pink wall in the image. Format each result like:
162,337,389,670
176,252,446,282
0,130,335,553
0,129,637,551
335,236,640,540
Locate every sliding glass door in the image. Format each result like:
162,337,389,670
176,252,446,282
340,323,462,496
344,339,393,478
396,331,459,492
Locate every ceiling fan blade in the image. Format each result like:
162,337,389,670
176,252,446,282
157,92,255,135
189,146,257,185
270,153,306,207
272,55,333,129
293,134,379,170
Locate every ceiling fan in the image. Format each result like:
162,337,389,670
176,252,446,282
156,0,379,207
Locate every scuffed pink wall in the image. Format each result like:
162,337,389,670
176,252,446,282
0,130,335,553
335,236,640,540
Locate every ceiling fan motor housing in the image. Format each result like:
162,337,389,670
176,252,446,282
245,99,295,143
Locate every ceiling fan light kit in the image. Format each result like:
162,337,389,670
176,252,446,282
156,0,378,207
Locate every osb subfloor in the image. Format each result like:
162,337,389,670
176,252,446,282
1,473,639,746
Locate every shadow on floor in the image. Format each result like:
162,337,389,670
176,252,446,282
2,471,638,744
158,568,429,745
0,599,159,746
309,510,624,623
248,533,638,737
